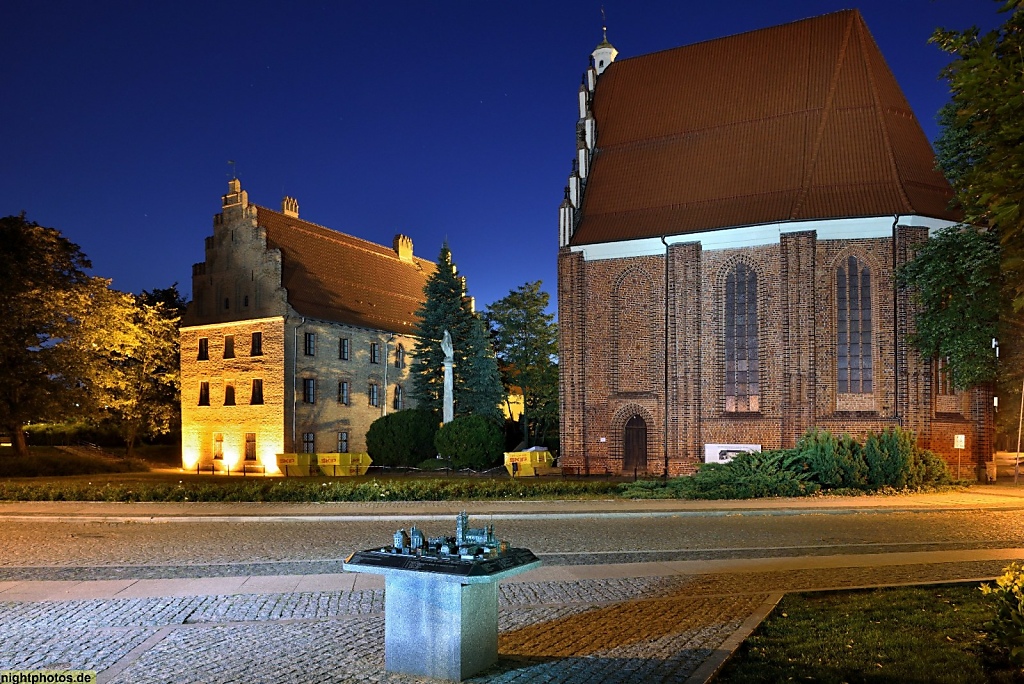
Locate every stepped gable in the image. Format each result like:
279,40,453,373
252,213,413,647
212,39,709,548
571,9,959,246
256,206,434,334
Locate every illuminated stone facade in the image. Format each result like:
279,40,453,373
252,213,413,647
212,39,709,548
181,180,433,472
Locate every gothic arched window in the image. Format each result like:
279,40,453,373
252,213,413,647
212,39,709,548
724,263,759,412
837,255,872,394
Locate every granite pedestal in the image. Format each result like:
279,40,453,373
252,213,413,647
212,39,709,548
344,549,540,681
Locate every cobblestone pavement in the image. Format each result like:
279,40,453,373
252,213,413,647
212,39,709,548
2,509,1023,577
0,560,1017,684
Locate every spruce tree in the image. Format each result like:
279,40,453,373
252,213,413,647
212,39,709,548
410,244,503,420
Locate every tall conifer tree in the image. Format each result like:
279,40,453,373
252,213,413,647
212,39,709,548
410,244,502,420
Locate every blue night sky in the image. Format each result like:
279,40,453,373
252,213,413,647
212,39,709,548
1,1,1001,314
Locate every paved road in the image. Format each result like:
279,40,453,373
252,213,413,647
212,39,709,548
1,508,1023,579
1,486,1023,683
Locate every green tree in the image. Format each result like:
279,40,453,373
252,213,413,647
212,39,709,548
485,281,559,447
72,284,182,455
434,414,503,470
410,244,503,420
897,226,1001,388
0,215,97,457
932,2,1024,309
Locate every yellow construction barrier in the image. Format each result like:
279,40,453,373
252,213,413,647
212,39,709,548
276,453,312,476
504,448,558,477
316,452,372,476
276,453,372,476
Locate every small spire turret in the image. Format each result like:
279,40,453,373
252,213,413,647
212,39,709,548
591,9,618,75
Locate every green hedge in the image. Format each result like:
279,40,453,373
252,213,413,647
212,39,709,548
0,477,622,503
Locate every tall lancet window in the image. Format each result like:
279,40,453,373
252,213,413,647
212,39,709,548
725,263,759,412
837,256,873,394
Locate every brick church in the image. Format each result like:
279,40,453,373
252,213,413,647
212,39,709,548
557,11,993,478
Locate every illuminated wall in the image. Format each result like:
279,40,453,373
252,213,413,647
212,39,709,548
180,317,286,473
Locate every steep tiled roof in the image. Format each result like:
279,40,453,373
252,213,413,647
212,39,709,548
571,10,959,246
256,206,435,334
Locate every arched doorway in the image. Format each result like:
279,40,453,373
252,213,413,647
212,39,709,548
623,414,647,474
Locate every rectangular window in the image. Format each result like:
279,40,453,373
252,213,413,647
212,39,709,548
837,256,873,394
338,380,350,405
368,382,379,407
937,357,955,396
370,342,381,364
339,338,350,361
338,431,349,454
250,378,264,405
303,378,316,404
224,382,235,406
244,433,257,461
223,335,235,359
251,331,263,356
304,332,316,356
724,263,759,413
393,384,404,410
198,381,210,406
197,338,209,361
302,432,315,454
213,432,223,460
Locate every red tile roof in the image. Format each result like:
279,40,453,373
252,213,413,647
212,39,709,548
570,10,959,246
256,206,435,334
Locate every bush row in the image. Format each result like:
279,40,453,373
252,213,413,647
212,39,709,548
620,426,953,499
0,477,622,503
367,410,506,470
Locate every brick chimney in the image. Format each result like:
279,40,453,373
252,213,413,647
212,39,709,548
393,234,413,263
281,196,299,218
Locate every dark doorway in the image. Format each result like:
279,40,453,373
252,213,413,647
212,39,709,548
623,414,647,474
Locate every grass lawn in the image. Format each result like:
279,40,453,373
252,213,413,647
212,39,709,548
0,446,149,477
716,584,1022,683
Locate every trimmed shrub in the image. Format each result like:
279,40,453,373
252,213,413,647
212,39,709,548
915,448,952,486
366,408,439,467
434,415,503,470
796,428,842,488
679,450,819,500
794,429,869,489
864,426,915,489
835,432,868,488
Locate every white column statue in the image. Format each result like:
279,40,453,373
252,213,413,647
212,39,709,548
441,330,454,424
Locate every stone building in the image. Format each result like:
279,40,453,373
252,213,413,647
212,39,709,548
557,11,993,478
180,179,434,472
